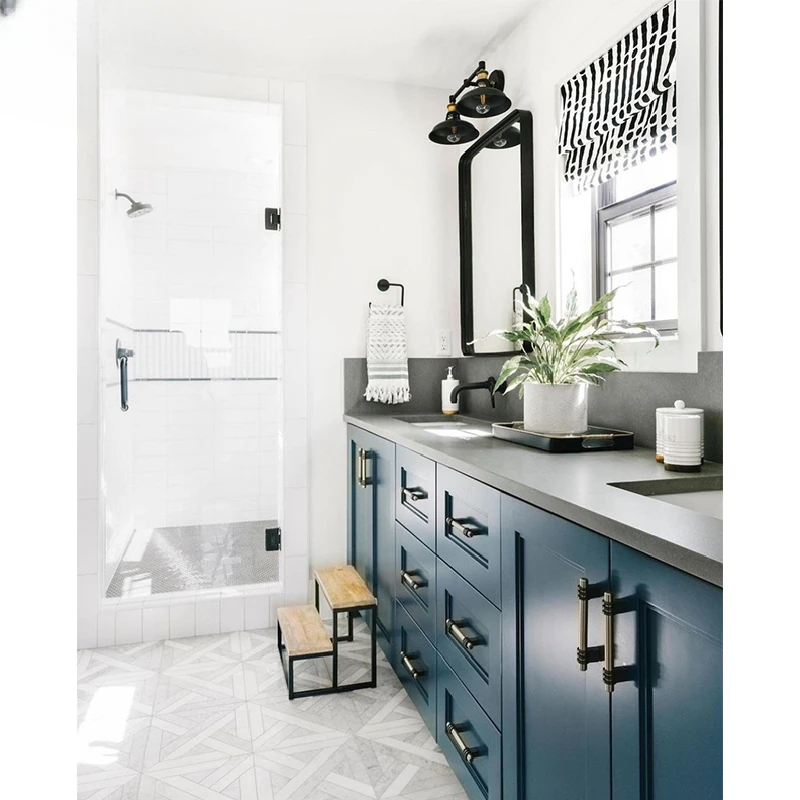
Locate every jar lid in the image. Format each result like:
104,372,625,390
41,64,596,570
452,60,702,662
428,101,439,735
657,399,704,414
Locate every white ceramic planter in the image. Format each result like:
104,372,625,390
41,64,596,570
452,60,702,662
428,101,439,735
523,383,588,435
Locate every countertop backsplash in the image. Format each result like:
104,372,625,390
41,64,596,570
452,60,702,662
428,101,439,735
343,351,722,462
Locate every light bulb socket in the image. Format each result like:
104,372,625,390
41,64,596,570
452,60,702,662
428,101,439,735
429,104,479,145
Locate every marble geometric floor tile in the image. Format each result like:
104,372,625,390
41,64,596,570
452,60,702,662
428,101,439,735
78,620,469,799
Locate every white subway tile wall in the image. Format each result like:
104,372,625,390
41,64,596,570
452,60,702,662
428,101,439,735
76,1,309,651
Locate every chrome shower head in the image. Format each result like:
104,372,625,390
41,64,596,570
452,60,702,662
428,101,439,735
115,190,153,218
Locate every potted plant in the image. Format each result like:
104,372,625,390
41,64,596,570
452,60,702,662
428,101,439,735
483,286,659,435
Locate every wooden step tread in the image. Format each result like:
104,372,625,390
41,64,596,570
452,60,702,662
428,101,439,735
277,605,333,657
314,565,376,611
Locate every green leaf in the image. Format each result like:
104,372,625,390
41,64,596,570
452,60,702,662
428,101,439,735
539,295,551,324
495,356,523,391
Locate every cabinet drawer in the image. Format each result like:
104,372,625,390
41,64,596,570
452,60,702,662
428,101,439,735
393,601,437,735
436,466,501,608
437,656,502,800
396,446,436,549
395,522,436,643
436,561,502,728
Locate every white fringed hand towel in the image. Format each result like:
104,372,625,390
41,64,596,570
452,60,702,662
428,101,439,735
365,304,411,404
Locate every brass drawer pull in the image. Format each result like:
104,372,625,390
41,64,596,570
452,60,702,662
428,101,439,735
399,650,425,680
603,591,614,692
576,577,604,670
446,516,484,538
403,487,427,503
445,618,482,651
445,722,480,764
400,570,426,592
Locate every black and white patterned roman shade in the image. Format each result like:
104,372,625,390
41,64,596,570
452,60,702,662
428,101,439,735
558,1,677,191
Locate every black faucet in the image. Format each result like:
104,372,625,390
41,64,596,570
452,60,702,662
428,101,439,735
450,377,497,409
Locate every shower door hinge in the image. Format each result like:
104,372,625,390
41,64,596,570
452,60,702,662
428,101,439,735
265,526,282,551
264,207,281,230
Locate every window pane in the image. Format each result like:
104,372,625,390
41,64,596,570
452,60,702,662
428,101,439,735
655,261,678,321
609,268,652,323
614,148,677,201
608,213,650,269
654,204,677,261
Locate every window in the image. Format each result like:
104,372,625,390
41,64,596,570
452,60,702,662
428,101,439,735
595,149,677,332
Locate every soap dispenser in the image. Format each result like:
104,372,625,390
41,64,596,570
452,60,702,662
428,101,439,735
442,366,459,415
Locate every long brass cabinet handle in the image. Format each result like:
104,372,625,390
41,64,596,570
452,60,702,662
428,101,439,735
400,650,425,680
446,618,482,651
577,577,589,671
603,591,614,692
576,577,604,670
400,570,425,592
402,487,426,503
446,516,484,539
445,722,480,764
357,448,372,488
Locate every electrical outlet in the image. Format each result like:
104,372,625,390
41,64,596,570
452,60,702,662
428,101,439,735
436,330,451,356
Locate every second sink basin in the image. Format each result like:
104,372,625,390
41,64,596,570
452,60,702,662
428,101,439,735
610,475,723,521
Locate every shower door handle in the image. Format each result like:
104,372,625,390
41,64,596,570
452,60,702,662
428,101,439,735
116,339,135,412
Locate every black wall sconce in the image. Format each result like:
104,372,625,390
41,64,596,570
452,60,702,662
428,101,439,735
429,61,513,146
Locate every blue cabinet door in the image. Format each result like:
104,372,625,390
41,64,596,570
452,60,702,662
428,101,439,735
371,432,396,658
501,495,611,800
347,426,374,607
610,543,722,800
346,425,395,661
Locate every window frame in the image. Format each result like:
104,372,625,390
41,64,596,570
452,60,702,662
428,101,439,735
594,178,678,334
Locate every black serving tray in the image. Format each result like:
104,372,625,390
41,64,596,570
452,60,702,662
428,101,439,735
492,422,634,453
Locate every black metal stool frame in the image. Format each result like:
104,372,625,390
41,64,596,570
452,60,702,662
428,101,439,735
276,579,377,700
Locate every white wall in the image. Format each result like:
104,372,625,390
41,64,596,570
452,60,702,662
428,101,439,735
484,0,722,362
306,77,461,572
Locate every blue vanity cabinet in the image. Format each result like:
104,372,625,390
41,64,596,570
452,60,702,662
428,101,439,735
501,495,611,800
346,425,722,800
609,542,722,800
346,424,396,660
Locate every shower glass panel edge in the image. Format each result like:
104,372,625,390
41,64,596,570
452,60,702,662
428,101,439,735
98,89,283,602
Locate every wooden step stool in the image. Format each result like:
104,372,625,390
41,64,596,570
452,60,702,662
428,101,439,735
277,564,377,700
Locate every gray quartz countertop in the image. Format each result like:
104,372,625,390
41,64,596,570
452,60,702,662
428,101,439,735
344,413,723,588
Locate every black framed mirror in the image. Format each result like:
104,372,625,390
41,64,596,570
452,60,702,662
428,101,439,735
459,108,535,356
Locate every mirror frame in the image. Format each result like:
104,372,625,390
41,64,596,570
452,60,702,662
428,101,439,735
459,108,535,356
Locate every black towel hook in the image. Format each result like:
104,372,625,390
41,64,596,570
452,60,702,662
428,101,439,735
376,278,405,307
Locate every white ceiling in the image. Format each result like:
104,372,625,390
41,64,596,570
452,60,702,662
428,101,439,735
100,0,538,89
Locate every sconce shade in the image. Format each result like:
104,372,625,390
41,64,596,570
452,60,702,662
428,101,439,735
457,85,512,118
486,125,521,149
429,105,479,145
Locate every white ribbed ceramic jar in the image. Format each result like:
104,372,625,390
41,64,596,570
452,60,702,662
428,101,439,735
656,400,704,462
662,414,703,472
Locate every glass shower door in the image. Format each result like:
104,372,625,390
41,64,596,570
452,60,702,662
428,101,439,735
99,90,283,599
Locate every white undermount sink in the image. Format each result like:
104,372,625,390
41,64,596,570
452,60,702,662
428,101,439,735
610,475,723,521
653,490,723,520
393,414,493,440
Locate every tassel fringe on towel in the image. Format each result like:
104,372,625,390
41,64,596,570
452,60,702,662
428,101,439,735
365,305,411,404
